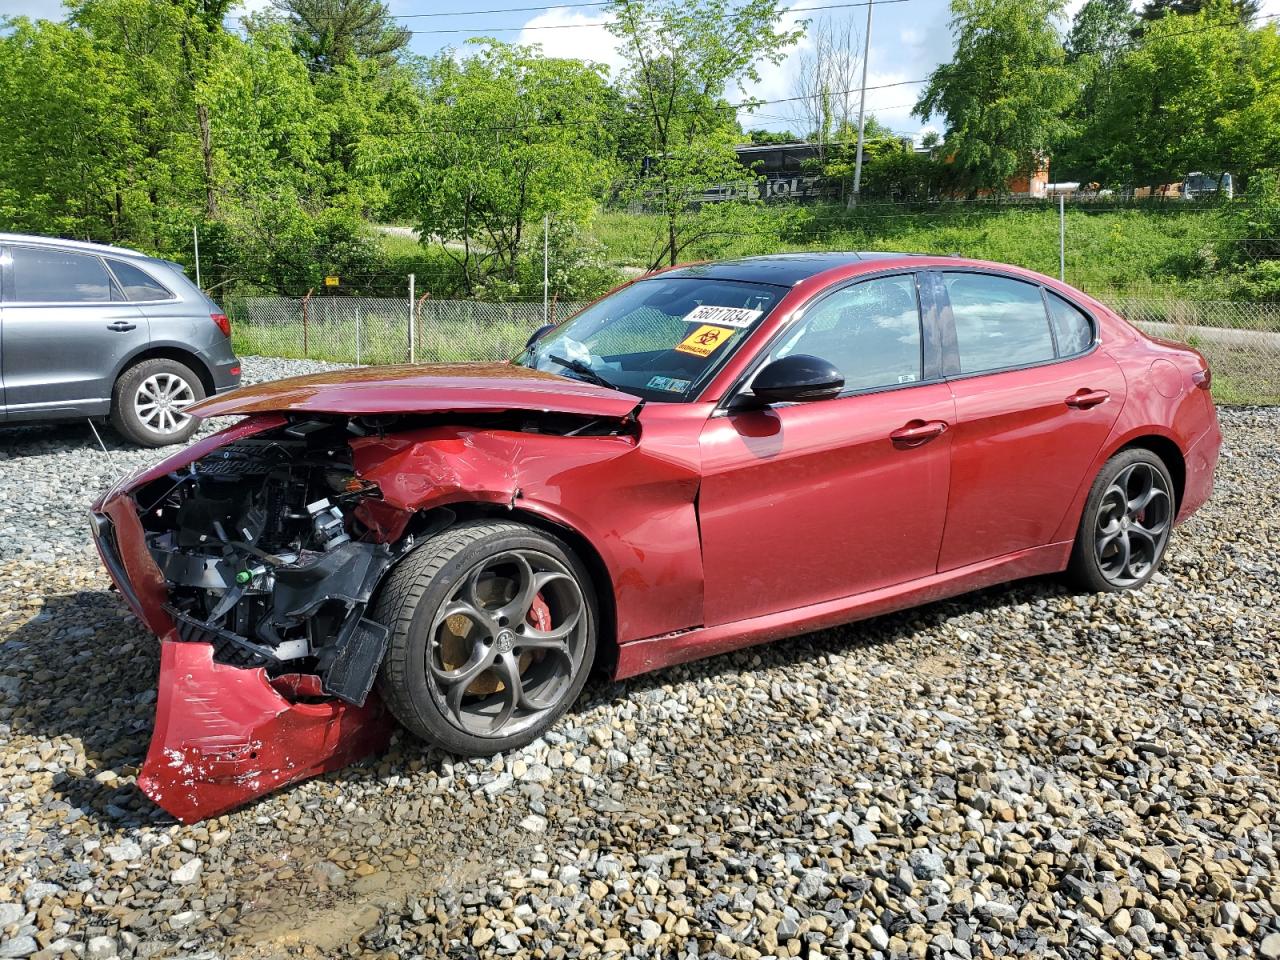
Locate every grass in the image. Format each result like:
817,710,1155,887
591,202,1241,302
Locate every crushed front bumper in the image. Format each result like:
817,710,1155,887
90,416,395,822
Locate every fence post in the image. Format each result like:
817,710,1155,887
543,212,550,324
408,273,416,363
301,288,313,357
355,303,362,366
1059,194,1066,282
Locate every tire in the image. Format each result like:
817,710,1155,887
1067,448,1176,593
373,520,598,756
110,358,205,447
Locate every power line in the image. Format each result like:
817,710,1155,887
394,0,912,35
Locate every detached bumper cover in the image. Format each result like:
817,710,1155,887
139,639,392,823
90,415,394,822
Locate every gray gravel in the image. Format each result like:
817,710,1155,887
0,363,1277,959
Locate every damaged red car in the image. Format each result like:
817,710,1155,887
90,253,1221,821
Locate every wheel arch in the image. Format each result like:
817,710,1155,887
429,502,620,677
114,346,216,399
1116,434,1186,515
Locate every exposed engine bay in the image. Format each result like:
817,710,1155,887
136,419,402,706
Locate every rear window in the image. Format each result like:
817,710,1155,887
1046,291,1094,356
107,258,173,301
10,246,118,303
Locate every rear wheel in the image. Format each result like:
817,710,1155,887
373,521,597,755
1068,449,1175,592
110,358,204,447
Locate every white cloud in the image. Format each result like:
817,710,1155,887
516,8,624,76
0,0,67,20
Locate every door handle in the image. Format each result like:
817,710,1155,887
107,321,137,332
1065,389,1110,409
890,419,949,447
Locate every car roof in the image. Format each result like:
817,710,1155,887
0,232,157,261
655,252,947,286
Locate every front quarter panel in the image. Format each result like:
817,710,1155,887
351,404,708,644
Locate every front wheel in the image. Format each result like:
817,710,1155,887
1068,449,1175,592
373,521,597,755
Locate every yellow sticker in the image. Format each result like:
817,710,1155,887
675,324,734,358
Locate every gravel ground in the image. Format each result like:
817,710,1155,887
0,360,1277,960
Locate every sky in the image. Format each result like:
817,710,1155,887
4,0,1280,141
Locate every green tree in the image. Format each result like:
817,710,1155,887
271,0,410,72
1067,0,1138,62
606,0,802,267
914,0,1078,194
379,41,614,295
1139,1,1260,23
1079,3,1280,187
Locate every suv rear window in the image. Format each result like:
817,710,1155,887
10,246,119,303
107,258,173,301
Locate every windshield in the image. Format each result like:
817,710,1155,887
516,276,788,401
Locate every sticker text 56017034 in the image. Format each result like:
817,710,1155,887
681,305,762,329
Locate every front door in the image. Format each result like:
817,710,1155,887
1,244,148,418
698,273,956,627
934,271,1127,571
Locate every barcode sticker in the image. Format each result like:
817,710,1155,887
681,305,763,328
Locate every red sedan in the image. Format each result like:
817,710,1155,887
91,253,1221,821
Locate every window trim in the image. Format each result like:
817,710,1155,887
3,244,127,307
931,267,1099,382
103,257,178,304
717,269,940,412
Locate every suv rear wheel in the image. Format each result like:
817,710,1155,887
110,358,205,447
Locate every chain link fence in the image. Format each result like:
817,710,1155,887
226,296,587,367
226,291,1280,404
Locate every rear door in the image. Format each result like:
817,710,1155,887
932,270,1126,571
0,244,148,419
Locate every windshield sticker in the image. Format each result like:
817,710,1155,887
647,375,692,393
681,305,763,329
675,325,735,358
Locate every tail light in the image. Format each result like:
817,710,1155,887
211,313,231,338
1192,367,1212,391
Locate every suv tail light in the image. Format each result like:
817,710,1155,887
1192,367,1212,391
211,313,231,338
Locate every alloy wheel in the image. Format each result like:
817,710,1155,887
1094,461,1172,587
134,373,196,434
427,549,588,738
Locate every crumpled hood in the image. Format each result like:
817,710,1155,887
190,362,642,420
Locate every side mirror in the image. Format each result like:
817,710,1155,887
525,323,556,350
748,354,844,404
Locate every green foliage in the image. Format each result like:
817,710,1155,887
269,0,410,72
1138,0,1260,22
606,0,802,267
915,0,1078,194
379,41,614,296
1072,3,1280,188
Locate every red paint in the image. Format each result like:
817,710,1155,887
137,640,392,823
188,362,641,420
92,254,1222,821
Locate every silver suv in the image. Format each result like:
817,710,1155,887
0,233,241,446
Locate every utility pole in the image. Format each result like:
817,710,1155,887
848,0,874,209
1059,194,1066,282
193,224,201,290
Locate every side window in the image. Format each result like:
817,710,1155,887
1046,291,1094,356
769,274,922,392
10,246,116,303
944,273,1055,374
107,259,173,302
